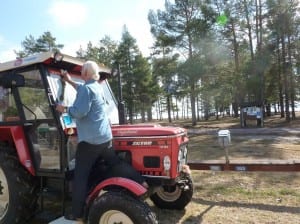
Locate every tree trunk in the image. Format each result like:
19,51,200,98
287,35,296,119
281,35,290,122
186,96,190,119
128,102,133,124
243,0,254,60
190,82,196,126
274,103,277,114
175,97,179,120
167,95,172,123
232,102,239,118
277,36,285,118
147,107,152,122
141,100,146,123
196,95,200,121
231,22,240,71
255,0,263,52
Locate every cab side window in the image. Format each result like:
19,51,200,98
19,70,52,120
0,86,18,122
18,69,60,170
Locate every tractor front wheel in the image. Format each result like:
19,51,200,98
150,174,193,210
0,147,38,224
88,191,157,224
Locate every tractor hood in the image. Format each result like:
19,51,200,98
112,124,187,137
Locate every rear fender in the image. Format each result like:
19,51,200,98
0,126,35,175
86,177,147,204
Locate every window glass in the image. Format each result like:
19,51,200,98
100,81,119,124
0,86,17,121
18,69,60,170
19,69,53,120
47,72,83,107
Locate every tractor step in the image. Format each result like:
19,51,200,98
49,216,77,224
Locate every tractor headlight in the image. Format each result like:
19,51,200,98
178,145,188,172
163,155,171,171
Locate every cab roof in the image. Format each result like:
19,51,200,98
0,51,110,74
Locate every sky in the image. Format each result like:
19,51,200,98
0,0,165,62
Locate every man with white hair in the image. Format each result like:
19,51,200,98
56,60,113,223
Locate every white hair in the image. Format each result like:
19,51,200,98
82,60,100,80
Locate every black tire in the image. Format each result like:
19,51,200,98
150,174,193,210
88,191,158,224
0,147,39,224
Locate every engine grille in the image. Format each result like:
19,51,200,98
143,156,160,168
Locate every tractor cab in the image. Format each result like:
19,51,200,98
0,52,118,175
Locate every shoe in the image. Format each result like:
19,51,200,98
74,219,84,224
65,213,85,223
142,181,149,189
64,213,76,221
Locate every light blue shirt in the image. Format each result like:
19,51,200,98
68,79,112,144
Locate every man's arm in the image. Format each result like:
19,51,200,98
61,70,78,89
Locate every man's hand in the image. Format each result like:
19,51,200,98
56,104,66,113
60,69,72,83
60,69,77,89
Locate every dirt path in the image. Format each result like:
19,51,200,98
152,171,300,224
188,127,300,135
179,126,300,224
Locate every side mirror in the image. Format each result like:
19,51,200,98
99,71,111,81
0,73,25,88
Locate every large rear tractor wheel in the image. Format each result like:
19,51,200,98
88,191,157,224
0,147,39,224
150,174,193,210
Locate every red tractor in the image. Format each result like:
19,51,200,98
0,52,192,224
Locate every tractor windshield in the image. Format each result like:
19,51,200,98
47,70,119,125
